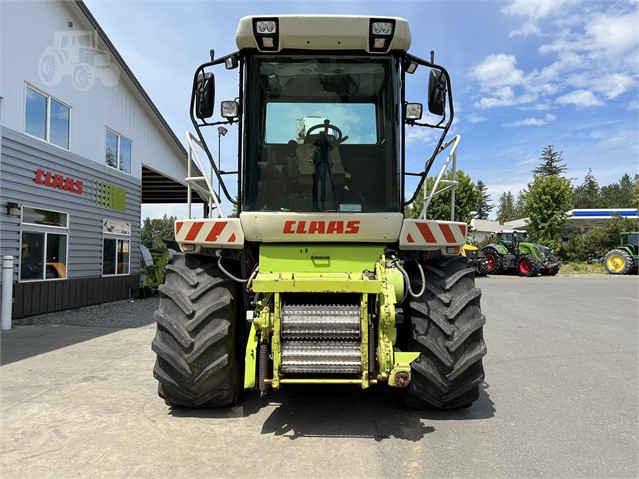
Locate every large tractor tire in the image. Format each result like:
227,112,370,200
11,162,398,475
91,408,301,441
152,254,240,408
517,255,540,277
604,249,633,275
404,255,487,409
481,247,503,275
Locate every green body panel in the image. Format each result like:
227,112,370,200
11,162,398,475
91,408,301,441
618,245,639,260
619,232,639,257
486,243,508,254
259,244,384,273
251,272,382,293
519,242,543,260
243,245,417,390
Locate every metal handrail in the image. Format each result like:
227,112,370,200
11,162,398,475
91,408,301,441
186,132,225,219
419,134,461,220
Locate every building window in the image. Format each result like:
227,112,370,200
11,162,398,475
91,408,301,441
20,207,69,281
102,219,131,275
105,128,132,174
25,85,70,149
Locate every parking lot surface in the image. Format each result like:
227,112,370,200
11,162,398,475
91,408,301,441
1,276,637,478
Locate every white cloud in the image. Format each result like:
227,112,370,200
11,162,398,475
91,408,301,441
470,54,525,89
405,127,438,144
502,113,557,128
556,90,604,108
470,0,639,113
501,0,577,37
466,114,487,124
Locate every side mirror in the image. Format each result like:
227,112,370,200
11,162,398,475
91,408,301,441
427,70,446,116
195,72,215,119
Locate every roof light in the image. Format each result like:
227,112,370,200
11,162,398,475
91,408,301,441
369,18,396,53
255,20,277,34
373,38,386,49
252,17,279,51
261,37,274,48
371,22,393,36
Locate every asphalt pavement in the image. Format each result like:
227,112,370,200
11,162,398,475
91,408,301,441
1,276,637,478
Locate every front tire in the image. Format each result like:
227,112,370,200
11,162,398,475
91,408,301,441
152,254,240,408
481,247,503,275
604,249,633,275
404,255,487,409
517,255,540,277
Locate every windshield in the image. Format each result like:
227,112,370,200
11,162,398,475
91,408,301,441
243,55,400,213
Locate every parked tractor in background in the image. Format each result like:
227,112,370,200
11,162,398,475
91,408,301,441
481,230,560,277
152,15,487,411
604,232,639,274
462,244,488,277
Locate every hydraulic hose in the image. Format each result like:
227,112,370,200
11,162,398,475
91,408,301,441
392,257,426,300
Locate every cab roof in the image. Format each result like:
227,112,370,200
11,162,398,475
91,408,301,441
236,15,411,54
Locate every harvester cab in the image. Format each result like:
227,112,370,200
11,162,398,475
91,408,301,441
152,15,486,410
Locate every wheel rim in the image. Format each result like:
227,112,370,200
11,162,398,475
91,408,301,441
519,259,530,274
607,254,625,272
485,253,495,271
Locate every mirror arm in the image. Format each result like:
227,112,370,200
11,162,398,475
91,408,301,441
401,53,455,207
189,61,239,206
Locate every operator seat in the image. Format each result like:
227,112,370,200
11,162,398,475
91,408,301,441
295,134,347,210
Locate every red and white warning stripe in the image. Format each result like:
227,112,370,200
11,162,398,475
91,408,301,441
398,219,467,250
175,218,245,249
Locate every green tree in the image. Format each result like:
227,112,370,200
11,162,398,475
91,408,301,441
525,175,573,243
408,169,480,224
141,214,177,249
600,173,637,208
533,145,568,177
514,190,527,218
474,180,494,220
496,191,517,224
573,168,600,209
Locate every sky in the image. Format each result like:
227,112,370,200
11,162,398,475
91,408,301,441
82,0,639,220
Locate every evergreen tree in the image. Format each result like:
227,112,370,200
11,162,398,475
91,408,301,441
573,168,600,209
514,190,527,218
533,145,568,177
496,191,517,224
600,173,636,208
474,180,494,220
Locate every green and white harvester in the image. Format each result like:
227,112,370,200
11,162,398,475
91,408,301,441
152,15,487,410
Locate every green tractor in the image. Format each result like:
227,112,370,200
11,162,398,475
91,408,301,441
481,230,560,277
604,232,639,275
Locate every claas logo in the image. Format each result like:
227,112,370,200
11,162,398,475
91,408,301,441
283,220,360,235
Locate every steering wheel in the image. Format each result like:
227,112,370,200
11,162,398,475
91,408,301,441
304,119,348,145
